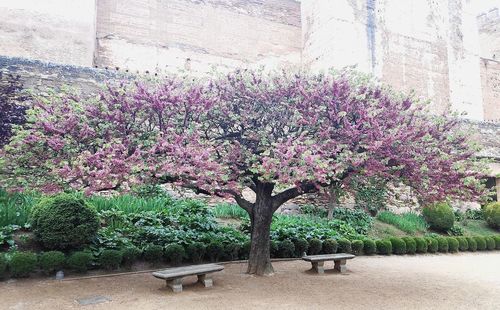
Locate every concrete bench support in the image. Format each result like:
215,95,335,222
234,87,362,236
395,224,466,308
197,274,213,288
153,264,224,293
166,278,183,293
302,253,355,274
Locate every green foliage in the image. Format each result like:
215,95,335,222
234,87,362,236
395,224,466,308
277,240,295,258
474,236,486,251
422,203,455,232
362,239,376,255
426,238,438,253
447,237,459,253
447,225,464,236
186,242,206,263
293,238,309,257
328,207,373,235
390,237,406,255
300,205,327,218
143,244,164,263
484,202,500,229
223,242,240,261
457,237,468,251
465,209,483,220
437,237,449,253
0,224,20,249
352,177,387,216
270,241,279,258
351,240,364,255
206,241,223,262
99,249,122,270
466,237,477,252
308,238,322,255
39,251,65,274
240,240,251,260
376,211,428,234
164,244,185,266
415,237,428,253
88,194,174,214
0,189,39,227
211,203,248,219
494,236,500,250
485,237,496,251
9,251,38,277
337,238,352,254
322,239,337,254
131,184,170,199
376,239,392,255
67,251,93,273
31,194,99,250
0,254,7,278
121,246,141,267
402,237,416,254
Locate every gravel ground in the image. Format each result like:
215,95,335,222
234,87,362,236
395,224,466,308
1,252,499,310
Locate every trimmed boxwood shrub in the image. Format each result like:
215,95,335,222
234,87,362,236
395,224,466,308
186,242,206,263
0,254,8,278
437,237,449,253
363,239,376,255
164,244,185,266
485,237,496,251
278,240,295,258
457,237,468,251
143,244,164,263
294,238,309,257
494,236,500,250
390,238,406,255
422,202,454,232
10,252,38,278
30,194,99,250
67,251,93,273
322,239,337,254
402,237,417,254
474,236,486,251
376,239,392,255
484,202,500,229
447,237,459,253
121,246,141,267
426,237,438,253
415,237,428,253
337,238,352,254
308,238,322,255
99,249,122,270
39,251,66,275
466,237,477,252
206,242,223,262
351,240,364,255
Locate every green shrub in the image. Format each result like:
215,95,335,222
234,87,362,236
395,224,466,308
337,238,352,253
164,244,185,266
363,239,376,255
390,237,406,255
99,249,122,270
240,240,251,259
278,240,295,258
426,237,438,253
224,243,241,261
415,237,428,253
67,251,93,273
143,244,164,263
206,242,223,262
328,207,373,235
376,239,392,255
0,254,8,278
485,237,496,251
377,211,428,234
457,237,468,251
436,237,448,253
308,238,322,255
270,240,279,258
402,237,417,254
466,237,477,252
447,225,464,236
121,246,141,267
293,238,309,257
39,251,65,274
322,239,337,254
10,252,38,277
30,194,99,250
474,236,486,251
351,240,364,255
186,242,206,263
494,236,500,250
484,202,500,229
422,202,454,232
447,237,459,253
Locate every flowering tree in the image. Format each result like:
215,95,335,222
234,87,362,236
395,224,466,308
1,69,487,275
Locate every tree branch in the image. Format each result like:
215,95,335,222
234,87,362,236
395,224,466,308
271,183,318,211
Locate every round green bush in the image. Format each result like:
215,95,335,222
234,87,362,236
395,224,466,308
322,239,337,254
402,237,417,255
362,239,376,255
40,251,66,274
239,240,251,260
0,254,8,278
10,252,38,278
457,237,468,251
223,243,241,261
447,237,459,253
186,242,206,263
437,237,449,253
293,238,309,257
474,236,486,251
494,236,500,250
270,240,279,258
143,244,164,263
415,237,428,253
426,237,438,253
206,242,223,262
278,240,295,258
351,240,364,255
164,244,185,266
466,237,477,252
337,238,352,254
67,251,93,273
376,239,392,255
30,194,99,250
390,238,406,255
422,203,455,232
485,237,496,251
308,238,323,255
121,246,141,267
484,202,500,229
99,249,122,270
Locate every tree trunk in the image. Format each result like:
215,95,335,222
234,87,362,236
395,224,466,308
327,186,338,220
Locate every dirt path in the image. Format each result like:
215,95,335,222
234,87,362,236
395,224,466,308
1,252,500,310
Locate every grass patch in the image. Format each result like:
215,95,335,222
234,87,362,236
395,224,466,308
461,220,499,236
377,211,428,235
211,203,248,219
368,220,410,239
0,189,40,227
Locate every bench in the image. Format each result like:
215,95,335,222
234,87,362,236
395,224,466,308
152,263,224,293
302,253,355,274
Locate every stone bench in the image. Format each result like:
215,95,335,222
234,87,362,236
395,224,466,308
152,263,224,293
302,253,355,274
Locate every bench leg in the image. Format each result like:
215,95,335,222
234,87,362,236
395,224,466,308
334,259,347,273
166,278,183,293
311,261,325,274
197,274,213,288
